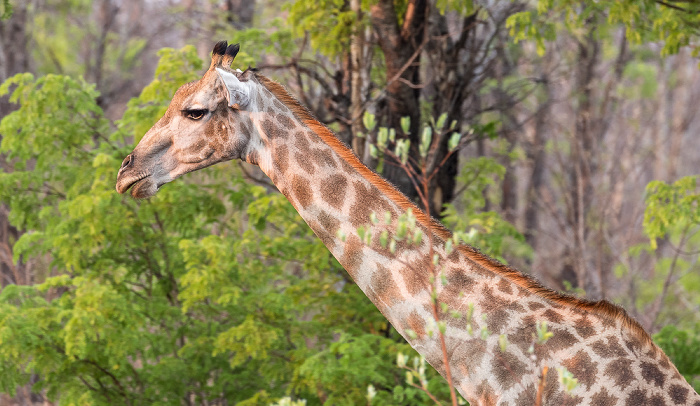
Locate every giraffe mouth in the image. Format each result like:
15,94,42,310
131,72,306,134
116,171,158,199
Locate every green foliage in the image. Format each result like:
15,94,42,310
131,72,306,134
0,73,109,234
435,0,475,16
28,0,145,79
616,176,699,329
1,0,11,19
506,1,700,57
285,0,478,58
217,20,295,68
620,60,659,100
654,326,700,392
442,157,533,263
643,176,699,250
557,367,579,393
536,321,554,344
286,0,363,57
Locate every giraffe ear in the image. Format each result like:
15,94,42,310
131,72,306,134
215,67,250,109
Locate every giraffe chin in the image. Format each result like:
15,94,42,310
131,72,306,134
128,177,160,199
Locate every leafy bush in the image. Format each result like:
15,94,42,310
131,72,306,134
654,326,700,392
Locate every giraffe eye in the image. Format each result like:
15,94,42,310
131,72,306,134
184,109,207,120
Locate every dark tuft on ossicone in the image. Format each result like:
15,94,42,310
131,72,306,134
213,41,228,56
225,43,240,58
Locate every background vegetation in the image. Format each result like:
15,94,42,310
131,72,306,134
0,0,698,404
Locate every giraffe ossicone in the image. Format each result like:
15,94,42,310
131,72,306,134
116,41,700,406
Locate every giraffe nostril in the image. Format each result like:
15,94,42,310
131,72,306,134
121,154,133,170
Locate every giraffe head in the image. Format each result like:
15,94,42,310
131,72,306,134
116,41,263,198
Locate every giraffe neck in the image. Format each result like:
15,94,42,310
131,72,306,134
245,76,700,406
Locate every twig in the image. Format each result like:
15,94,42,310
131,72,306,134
534,366,548,406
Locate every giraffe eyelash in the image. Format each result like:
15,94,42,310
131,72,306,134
183,109,208,120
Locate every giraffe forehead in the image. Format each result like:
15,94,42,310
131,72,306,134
173,81,198,99
171,79,223,109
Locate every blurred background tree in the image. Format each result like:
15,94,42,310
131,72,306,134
0,0,698,404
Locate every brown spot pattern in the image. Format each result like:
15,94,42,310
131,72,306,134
307,220,333,247
188,139,207,154
317,210,339,235
604,358,635,388
486,309,510,335
446,267,476,294
406,311,426,339
319,174,348,209
349,180,394,227
294,131,310,150
542,309,564,324
491,350,527,389
340,235,363,280
277,113,295,130
368,264,402,307
273,98,285,110
625,389,647,406
479,286,511,313
476,380,498,405
624,337,643,354
659,355,672,370
640,361,665,388
497,278,513,295
274,144,289,173
514,384,536,406
670,384,689,404
262,119,283,139
478,287,526,334
591,388,617,406
238,119,251,137
516,286,530,297
650,394,666,404
508,315,537,354
398,259,430,296
295,152,316,175
290,175,312,208
594,313,618,329
311,148,338,168
590,336,627,359
542,368,569,405
451,338,487,377
540,327,579,357
562,350,598,389
528,301,546,311
573,316,596,339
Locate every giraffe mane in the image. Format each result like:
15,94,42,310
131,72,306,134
254,73,656,350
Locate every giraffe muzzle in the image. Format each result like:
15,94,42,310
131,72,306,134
116,153,154,197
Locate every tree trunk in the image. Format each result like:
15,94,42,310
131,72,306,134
0,3,31,288
350,0,365,159
568,29,600,298
369,0,426,201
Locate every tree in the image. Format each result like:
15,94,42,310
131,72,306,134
2,0,700,403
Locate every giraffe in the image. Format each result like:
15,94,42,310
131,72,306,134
116,41,700,405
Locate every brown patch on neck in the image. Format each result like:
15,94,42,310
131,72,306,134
254,73,656,350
